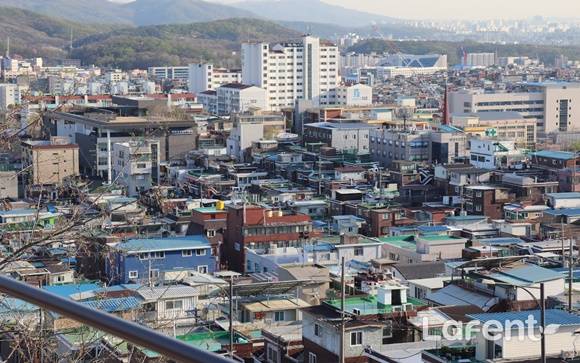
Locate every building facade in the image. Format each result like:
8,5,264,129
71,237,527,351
112,140,160,197
242,36,339,110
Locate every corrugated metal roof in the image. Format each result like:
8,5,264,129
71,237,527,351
426,284,497,311
82,297,141,313
468,309,580,327
489,264,562,285
43,283,101,298
116,236,210,253
544,208,580,217
531,150,577,160
546,192,580,199
136,286,200,301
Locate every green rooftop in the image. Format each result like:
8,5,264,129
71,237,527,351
325,295,426,315
176,331,249,352
377,235,417,250
194,207,222,213
419,235,464,242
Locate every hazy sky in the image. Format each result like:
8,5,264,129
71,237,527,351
213,0,580,20
110,0,580,20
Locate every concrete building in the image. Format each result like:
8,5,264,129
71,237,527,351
226,112,285,161
464,52,496,67
369,129,430,167
0,170,18,199
335,83,372,107
187,63,241,94
112,140,160,197
303,121,375,155
147,66,189,81
0,83,20,110
216,83,266,116
242,36,339,110
21,137,79,186
43,100,196,181
449,83,580,134
469,138,523,169
452,111,537,147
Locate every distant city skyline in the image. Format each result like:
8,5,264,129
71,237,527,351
204,0,580,20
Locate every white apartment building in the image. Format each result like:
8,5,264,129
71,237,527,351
335,83,372,106
112,140,160,197
449,82,580,134
188,63,241,94
216,83,266,116
0,84,20,110
469,138,523,169
148,66,189,81
242,36,339,110
464,52,496,67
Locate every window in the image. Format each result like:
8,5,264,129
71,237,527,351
207,229,216,238
195,249,207,256
165,299,183,310
182,250,193,257
128,271,138,279
314,323,322,337
139,253,149,260
151,251,165,259
136,163,147,169
308,352,317,363
149,269,159,279
354,247,364,256
382,322,393,343
350,331,362,346
197,265,208,274
274,311,285,321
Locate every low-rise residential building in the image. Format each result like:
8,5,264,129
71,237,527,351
105,236,215,285
21,138,79,186
112,139,160,197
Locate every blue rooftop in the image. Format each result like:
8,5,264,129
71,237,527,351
489,265,563,285
468,309,580,327
546,192,580,200
531,150,577,160
116,236,211,253
418,225,450,233
43,283,101,298
544,208,580,217
479,237,525,245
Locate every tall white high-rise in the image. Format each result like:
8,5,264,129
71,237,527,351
242,36,339,110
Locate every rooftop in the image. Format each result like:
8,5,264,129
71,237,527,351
487,264,563,286
468,309,580,328
531,150,578,161
544,208,580,217
546,192,580,200
325,294,426,315
115,236,210,254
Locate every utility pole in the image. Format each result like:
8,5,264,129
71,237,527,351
570,236,574,312
229,275,234,359
340,257,346,363
318,156,322,196
561,217,566,267
540,282,546,363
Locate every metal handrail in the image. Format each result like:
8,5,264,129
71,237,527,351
0,275,233,363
